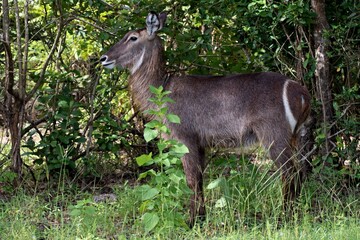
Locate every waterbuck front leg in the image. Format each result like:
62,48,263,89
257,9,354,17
181,143,206,228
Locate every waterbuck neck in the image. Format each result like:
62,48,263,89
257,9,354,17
128,41,166,113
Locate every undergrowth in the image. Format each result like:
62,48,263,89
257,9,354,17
0,166,359,239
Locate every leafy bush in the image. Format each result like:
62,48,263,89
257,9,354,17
333,85,360,181
24,84,86,176
312,84,360,183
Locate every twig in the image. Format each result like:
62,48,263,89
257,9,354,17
72,16,117,36
21,116,48,138
85,73,101,157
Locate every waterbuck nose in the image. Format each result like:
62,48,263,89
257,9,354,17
100,55,108,63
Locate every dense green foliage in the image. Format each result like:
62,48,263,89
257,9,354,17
0,0,359,237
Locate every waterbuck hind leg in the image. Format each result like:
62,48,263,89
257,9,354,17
181,145,206,228
269,142,302,213
280,164,302,211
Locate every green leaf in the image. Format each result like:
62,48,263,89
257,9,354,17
138,169,156,180
159,125,169,133
169,172,182,184
162,90,172,95
162,158,171,167
145,109,158,115
145,120,161,128
149,85,163,95
144,128,158,142
167,114,181,124
215,197,227,208
139,201,155,213
136,153,153,166
142,212,159,233
171,144,189,155
160,107,169,115
142,188,159,201
157,142,168,152
69,209,81,217
76,136,86,143
206,177,223,190
58,100,68,108
84,206,97,215
162,96,175,103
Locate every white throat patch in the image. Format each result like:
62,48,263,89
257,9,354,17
131,49,145,74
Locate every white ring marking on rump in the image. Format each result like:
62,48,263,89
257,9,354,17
283,80,297,133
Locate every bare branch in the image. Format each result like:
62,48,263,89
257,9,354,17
72,16,116,36
85,74,100,157
1,39,15,96
22,116,49,138
2,0,15,97
14,0,23,90
22,0,30,97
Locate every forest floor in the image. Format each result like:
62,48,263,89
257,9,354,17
1,160,360,239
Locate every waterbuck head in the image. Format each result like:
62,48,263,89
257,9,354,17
100,12,167,74
100,12,168,112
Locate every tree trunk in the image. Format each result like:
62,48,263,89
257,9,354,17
2,0,22,180
2,0,29,182
311,0,334,156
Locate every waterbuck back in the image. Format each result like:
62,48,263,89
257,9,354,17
100,12,311,227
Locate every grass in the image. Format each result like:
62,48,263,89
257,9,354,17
1,157,359,239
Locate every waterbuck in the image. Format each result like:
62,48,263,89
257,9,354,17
100,12,311,227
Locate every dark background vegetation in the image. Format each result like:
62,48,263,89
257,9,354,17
0,0,359,206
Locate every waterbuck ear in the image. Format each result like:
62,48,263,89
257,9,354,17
146,12,167,38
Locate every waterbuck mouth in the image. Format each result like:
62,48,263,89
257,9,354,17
101,61,116,69
100,55,116,69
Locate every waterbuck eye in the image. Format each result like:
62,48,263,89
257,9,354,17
129,36,138,41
